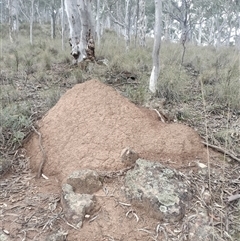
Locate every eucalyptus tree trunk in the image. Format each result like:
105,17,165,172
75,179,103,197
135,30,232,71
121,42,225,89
65,0,95,63
51,0,57,39
8,0,19,42
209,17,215,45
96,0,101,46
125,0,131,50
149,0,162,94
61,0,64,50
30,0,34,45
138,0,146,47
134,0,139,47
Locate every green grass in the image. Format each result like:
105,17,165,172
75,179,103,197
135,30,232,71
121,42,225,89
1,25,239,154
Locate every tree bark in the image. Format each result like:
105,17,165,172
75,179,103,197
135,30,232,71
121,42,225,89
125,0,131,50
51,0,57,39
30,0,34,45
65,0,95,63
96,0,101,46
61,0,65,50
149,0,162,93
138,0,146,47
8,0,19,42
134,0,139,47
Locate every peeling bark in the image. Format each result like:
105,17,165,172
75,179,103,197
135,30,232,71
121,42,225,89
65,0,95,63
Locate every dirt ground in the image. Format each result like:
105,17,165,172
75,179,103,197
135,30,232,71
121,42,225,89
1,79,238,241
25,79,208,183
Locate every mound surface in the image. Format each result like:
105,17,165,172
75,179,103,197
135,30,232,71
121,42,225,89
25,79,207,182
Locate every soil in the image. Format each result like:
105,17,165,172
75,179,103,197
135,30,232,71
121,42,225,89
2,79,238,241
25,79,207,184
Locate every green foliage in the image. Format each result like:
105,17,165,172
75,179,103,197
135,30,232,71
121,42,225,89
40,87,62,109
125,82,148,105
71,69,84,83
1,26,239,156
194,47,240,111
157,65,190,103
43,53,52,70
0,103,32,146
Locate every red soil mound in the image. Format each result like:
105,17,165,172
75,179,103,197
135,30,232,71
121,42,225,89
25,79,207,183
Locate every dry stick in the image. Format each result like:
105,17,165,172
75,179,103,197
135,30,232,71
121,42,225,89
228,194,240,202
32,126,46,178
202,142,240,163
153,109,165,123
200,78,215,235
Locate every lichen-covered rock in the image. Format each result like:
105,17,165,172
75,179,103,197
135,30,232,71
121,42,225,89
66,169,102,194
120,147,139,166
124,159,190,222
61,184,96,228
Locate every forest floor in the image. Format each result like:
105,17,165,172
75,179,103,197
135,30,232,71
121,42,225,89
1,58,240,240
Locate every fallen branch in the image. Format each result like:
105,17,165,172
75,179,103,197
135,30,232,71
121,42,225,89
202,141,240,163
32,126,47,178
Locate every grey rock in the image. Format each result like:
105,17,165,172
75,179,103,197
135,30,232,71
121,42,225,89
124,159,190,222
0,231,10,241
46,230,68,241
66,169,102,194
120,147,139,166
61,184,96,228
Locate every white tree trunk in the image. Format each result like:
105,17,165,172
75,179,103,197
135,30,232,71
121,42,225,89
138,0,146,47
8,0,19,42
61,0,64,50
149,0,162,93
96,0,101,46
65,0,95,63
30,0,34,45
197,22,202,46
125,0,131,50
51,0,57,39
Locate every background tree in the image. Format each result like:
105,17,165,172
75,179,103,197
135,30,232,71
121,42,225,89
1,0,239,48
65,0,95,63
149,0,162,93
8,0,19,42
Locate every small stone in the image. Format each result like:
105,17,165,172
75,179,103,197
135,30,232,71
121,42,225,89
61,183,96,228
66,169,102,194
3,230,9,235
0,230,10,241
120,147,139,166
46,230,68,241
202,190,211,204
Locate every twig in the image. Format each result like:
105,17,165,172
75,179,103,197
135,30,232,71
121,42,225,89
89,215,98,223
137,228,153,234
126,209,139,222
118,201,131,207
32,126,47,178
228,194,240,202
202,142,240,163
153,109,165,123
61,217,79,230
